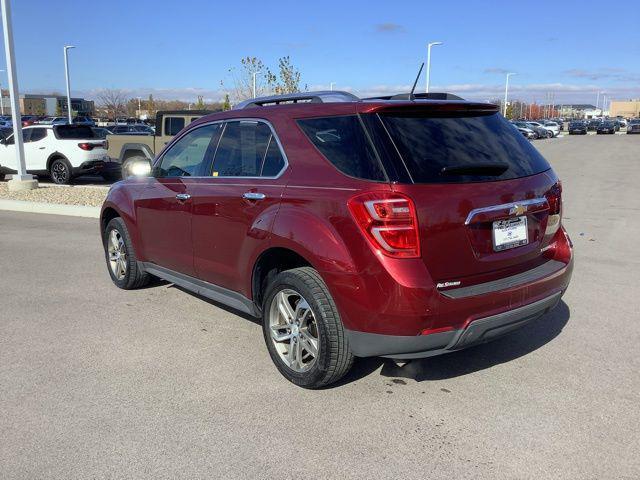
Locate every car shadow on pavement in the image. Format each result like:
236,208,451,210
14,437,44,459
337,300,571,386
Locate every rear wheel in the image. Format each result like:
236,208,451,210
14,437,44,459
103,217,150,289
49,158,72,185
262,267,353,388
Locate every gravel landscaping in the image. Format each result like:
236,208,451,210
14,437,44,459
0,182,108,207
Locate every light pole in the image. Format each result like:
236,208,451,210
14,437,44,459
1,0,36,190
425,41,443,94
330,82,335,91
63,45,75,124
0,69,4,115
503,72,517,117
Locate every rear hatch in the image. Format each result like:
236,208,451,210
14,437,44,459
372,107,559,283
53,124,107,153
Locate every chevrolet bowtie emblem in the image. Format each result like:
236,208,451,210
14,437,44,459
509,204,527,216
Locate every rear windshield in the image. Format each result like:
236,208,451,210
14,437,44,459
380,112,551,183
54,125,96,139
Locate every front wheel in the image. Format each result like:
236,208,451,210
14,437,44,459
103,217,150,289
262,267,353,388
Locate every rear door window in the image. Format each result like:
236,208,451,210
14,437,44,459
29,128,47,142
211,120,285,177
297,115,386,181
379,112,551,183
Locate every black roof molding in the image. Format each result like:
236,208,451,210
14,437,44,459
364,92,465,101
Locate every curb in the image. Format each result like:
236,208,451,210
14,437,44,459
0,199,100,218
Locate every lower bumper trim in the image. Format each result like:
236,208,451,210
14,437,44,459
345,291,563,359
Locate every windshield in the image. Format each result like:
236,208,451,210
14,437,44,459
379,112,551,183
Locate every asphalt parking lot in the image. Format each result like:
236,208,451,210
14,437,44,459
1,134,638,479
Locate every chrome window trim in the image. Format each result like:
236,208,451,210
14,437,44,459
464,197,548,225
155,117,289,180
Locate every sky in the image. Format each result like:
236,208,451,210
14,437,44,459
2,0,639,105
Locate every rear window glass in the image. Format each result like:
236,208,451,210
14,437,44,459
380,112,550,183
54,125,95,139
164,117,185,136
297,115,386,181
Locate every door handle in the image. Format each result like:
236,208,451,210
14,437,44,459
39,147,45,150
242,192,266,201
176,193,191,201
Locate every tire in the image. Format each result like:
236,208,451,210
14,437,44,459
49,158,73,185
0,172,5,181
262,267,353,388
546,130,553,138
103,217,150,290
101,171,121,182
121,155,148,180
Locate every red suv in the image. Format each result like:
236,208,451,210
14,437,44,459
100,91,573,388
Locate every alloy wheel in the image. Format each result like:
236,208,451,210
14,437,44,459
269,289,319,373
107,229,127,280
52,161,69,184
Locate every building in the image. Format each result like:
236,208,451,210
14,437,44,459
609,100,640,119
555,104,598,119
18,94,95,116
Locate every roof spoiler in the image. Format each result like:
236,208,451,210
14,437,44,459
363,92,465,101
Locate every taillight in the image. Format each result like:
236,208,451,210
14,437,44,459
544,181,562,235
77,142,94,151
348,192,420,258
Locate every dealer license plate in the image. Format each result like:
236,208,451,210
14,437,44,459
493,216,528,251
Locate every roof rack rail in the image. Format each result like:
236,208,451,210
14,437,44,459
233,91,360,110
363,92,465,101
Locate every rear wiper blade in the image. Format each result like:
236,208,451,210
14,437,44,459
440,163,509,176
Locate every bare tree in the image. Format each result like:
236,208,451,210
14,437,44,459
96,89,127,119
266,56,304,95
222,56,269,103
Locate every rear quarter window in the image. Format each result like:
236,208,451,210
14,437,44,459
380,112,551,183
297,115,386,182
53,125,96,139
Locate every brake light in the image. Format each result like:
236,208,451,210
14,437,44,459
77,142,94,151
348,192,420,258
544,181,562,235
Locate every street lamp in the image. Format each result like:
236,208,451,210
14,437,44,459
63,45,75,124
1,0,37,190
0,69,4,115
330,82,335,91
425,41,443,94
503,72,517,117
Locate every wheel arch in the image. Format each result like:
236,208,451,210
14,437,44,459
46,152,69,171
251,247,313,311
119,143,154,163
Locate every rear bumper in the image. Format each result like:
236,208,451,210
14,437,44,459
73,159,106,175
346,290,563,358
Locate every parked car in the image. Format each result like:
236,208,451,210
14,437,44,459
587,119,601,131
109,125,152,135
616,118,627,128
100,91,574,388
541,121,560,137
596,121,616,134
92,126,113,139
0,116,12,127
73,116,96,127
568,121,587,135
511,121,536,139
21,115,39,127
0,124,108,183
626,119,640,134
526,121,551,139
0,126,12,143
105,109,213,180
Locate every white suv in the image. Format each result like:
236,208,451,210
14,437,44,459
0,125,108,184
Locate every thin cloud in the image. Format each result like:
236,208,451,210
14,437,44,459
374,23,405,33
484,67,510,75
563,68,639,82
